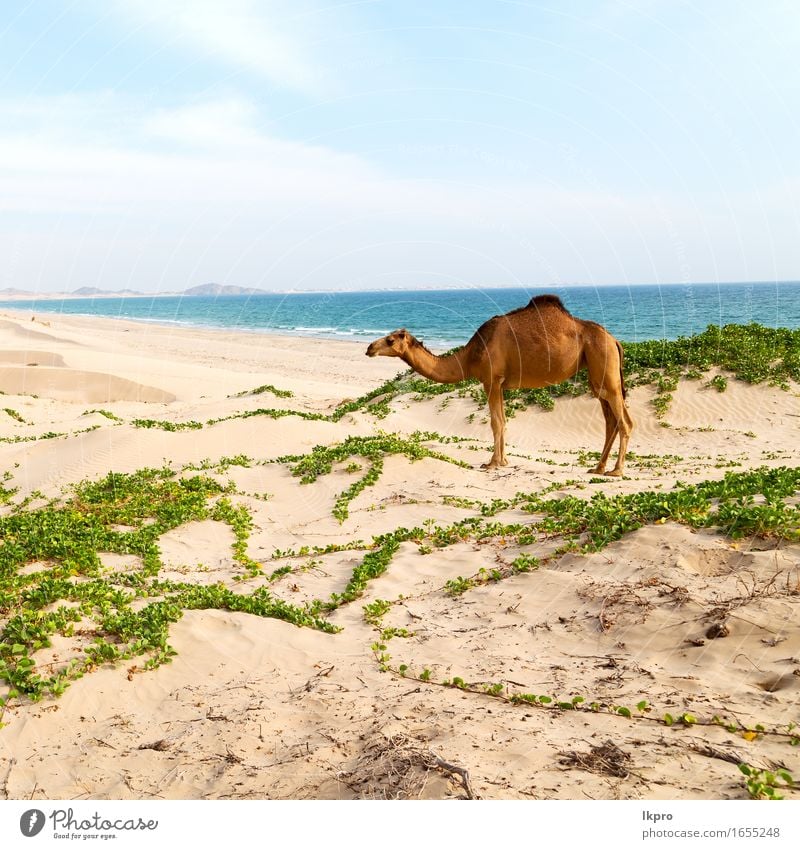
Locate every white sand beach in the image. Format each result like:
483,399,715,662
0,309,798,800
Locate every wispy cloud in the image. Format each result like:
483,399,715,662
110,0,332,94
1,90,796,292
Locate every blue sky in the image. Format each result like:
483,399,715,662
1,0,798,292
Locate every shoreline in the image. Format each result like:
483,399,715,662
3,281,800,349
0,305,377,353
0,304,448,351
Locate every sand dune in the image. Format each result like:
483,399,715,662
0,309,798,801
0,349,67,367
0,318,79,345
0,366,175,403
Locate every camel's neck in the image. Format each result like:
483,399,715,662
401,342,470,384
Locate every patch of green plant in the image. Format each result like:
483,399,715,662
329,375,405,421
328,533,405,607
362,598,392,627
0,465,336,711
708,374,728,392
1,472,17,505
625,323,800,386
444,576,474,596
739,764,795,800
211,497,262,577
511,553,540,573
371,641,392,671
230,384,294,398
83,409,122,422
1,431,65,444
625,452,684,470
278,432,469,522
208,407,328,426
527,466,800,551
132,418,204,431
182,454,253,473
366,399,391,418
3,408,27,424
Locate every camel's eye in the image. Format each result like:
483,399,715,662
387,337,394,346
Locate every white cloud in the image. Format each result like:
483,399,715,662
1,92,797,292
110,0,331,94
143,98,262,147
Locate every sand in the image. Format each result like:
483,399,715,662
0,308,798,801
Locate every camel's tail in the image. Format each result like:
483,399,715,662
616,339,627,399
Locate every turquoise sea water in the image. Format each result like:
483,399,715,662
2,282,799,347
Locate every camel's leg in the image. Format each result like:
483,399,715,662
584,334,633,477
481,380,507,469
602,392,633,477
590,399,619,475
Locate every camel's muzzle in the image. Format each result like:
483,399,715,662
365,341,378,357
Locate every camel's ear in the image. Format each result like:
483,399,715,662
398,328,408,338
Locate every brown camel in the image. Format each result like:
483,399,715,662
365,294,633,475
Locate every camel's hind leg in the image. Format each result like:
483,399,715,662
590,399,619,475
481,379,508,470
600,392,633,477
584,334,634,477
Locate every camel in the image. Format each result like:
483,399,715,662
366,294,633,475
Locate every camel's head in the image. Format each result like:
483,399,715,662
366,328,413,358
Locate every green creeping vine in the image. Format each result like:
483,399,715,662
1,470,17,505
3,408,27,424
277,433,470,522
444,553,540,597
378,663,800,752
739,764,796,799
2,457,798,716
319,465,800,613
229,384,294,398
0,467,335,713
210,497,262,578
531,466,800,550
82,409,123,422
1,428,100,445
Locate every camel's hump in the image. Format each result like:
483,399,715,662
527,294,570,313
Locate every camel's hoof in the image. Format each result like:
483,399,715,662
589,466,605,475
604,468,623,477
499,458,509,467
481,462,500,471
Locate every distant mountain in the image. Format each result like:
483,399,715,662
182,284,267,296
0,287,33,295
71,287,144,296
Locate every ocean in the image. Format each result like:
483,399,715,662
2,282,799,348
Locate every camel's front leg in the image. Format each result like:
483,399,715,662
481,380,507,470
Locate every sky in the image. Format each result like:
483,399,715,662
1,0,798,293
